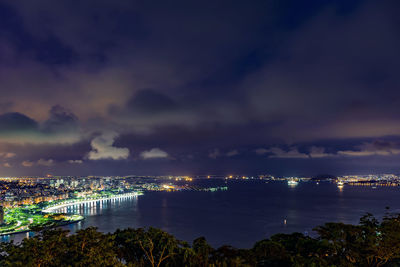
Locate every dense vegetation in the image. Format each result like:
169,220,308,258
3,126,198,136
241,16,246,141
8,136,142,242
0,205,82,235
1,213,400,266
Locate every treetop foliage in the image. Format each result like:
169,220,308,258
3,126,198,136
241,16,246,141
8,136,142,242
1,213,400,266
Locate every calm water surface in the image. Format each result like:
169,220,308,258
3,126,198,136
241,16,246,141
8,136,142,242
3,180,400,248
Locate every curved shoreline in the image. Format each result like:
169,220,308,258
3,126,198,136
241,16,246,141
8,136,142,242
42,192,140,213
1,192,141,237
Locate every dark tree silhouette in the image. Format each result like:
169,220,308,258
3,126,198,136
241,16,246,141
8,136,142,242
2,213,400,266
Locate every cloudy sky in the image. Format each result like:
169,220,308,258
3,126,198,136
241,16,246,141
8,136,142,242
0,0,399,176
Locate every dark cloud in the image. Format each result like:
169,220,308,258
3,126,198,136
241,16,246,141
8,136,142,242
0,0,399,175
126,89,178,115
0,112,38,133
109,89,181,124
242,0,400,142
42,105,78,133
0,106,80,144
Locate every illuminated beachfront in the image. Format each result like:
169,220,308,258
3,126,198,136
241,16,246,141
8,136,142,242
42,192,139,213
0,191,141,236
0,175,230,235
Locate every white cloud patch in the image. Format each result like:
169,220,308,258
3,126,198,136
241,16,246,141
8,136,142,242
208,148,220,159
37,159,54,166
0,152,16,159
338,141,400,157
226,149,239,157
68,159,83,164
259,147,309,159
140,148,169,159
255,148,269,155
88,132,129,160
309,146,334,158
338,150,377,157
3,162,11,168
22,160,34,167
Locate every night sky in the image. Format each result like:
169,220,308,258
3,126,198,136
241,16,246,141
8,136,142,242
0,0,399,176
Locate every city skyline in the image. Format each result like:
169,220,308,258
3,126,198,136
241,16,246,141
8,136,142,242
0,0,399,176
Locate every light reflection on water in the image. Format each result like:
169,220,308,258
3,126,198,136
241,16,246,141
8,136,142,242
1,195,138,243
2,181,400,248
55,195,138,215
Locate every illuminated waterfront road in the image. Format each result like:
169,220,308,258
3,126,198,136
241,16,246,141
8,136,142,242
42,192,140,213
1,193,140,236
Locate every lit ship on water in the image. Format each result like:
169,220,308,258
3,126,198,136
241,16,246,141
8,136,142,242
287,178,299,186
337,181,344,191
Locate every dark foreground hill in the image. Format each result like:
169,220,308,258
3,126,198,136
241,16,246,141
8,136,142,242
1,212,399,266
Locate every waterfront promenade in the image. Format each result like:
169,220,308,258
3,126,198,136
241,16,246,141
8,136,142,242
42,192,140,213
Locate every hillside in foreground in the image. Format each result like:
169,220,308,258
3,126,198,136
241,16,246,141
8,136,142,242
1,212,399,266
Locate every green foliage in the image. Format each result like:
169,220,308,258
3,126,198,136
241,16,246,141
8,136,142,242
2,213,400,266
114,227,182,267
